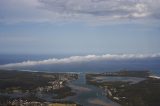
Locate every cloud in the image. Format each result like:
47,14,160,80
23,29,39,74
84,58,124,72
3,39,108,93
39,0,148,18
0,53,159,69
0,0,160,24
0,0,54,23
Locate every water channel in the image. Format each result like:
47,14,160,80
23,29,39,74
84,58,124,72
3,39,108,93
66,73,120,106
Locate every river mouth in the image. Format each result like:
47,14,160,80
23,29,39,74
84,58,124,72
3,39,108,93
0,70,155,106
65,73,120,106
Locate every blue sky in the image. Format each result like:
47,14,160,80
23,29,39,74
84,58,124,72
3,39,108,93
0,0,160,55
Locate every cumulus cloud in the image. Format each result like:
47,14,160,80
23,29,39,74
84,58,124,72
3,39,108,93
0,53,159,69
0,0,160,24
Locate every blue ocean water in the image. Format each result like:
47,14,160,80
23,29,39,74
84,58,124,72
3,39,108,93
0,54,68,65
0,54,160,75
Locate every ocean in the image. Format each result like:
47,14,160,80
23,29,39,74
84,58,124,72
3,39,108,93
0,54,160,75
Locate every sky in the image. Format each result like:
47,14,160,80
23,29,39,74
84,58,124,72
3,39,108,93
0,0,160,55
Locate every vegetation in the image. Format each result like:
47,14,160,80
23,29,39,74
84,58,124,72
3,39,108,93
0,70,55,91
0,69,79,105
117,78,160,106
86,71,160,106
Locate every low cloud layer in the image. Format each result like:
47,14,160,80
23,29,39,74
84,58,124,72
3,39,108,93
0,53,159,69
0,0,160,24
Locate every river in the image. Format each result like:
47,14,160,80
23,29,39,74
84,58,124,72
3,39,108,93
66,73,120,106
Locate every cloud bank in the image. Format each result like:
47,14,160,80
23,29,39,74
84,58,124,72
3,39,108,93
0,0,160,24
0,53,160,69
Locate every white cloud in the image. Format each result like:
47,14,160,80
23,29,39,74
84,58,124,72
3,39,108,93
0,0,160,24
0,53,159,68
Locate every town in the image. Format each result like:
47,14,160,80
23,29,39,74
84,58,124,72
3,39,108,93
0,70,80,106
0,69,160,106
